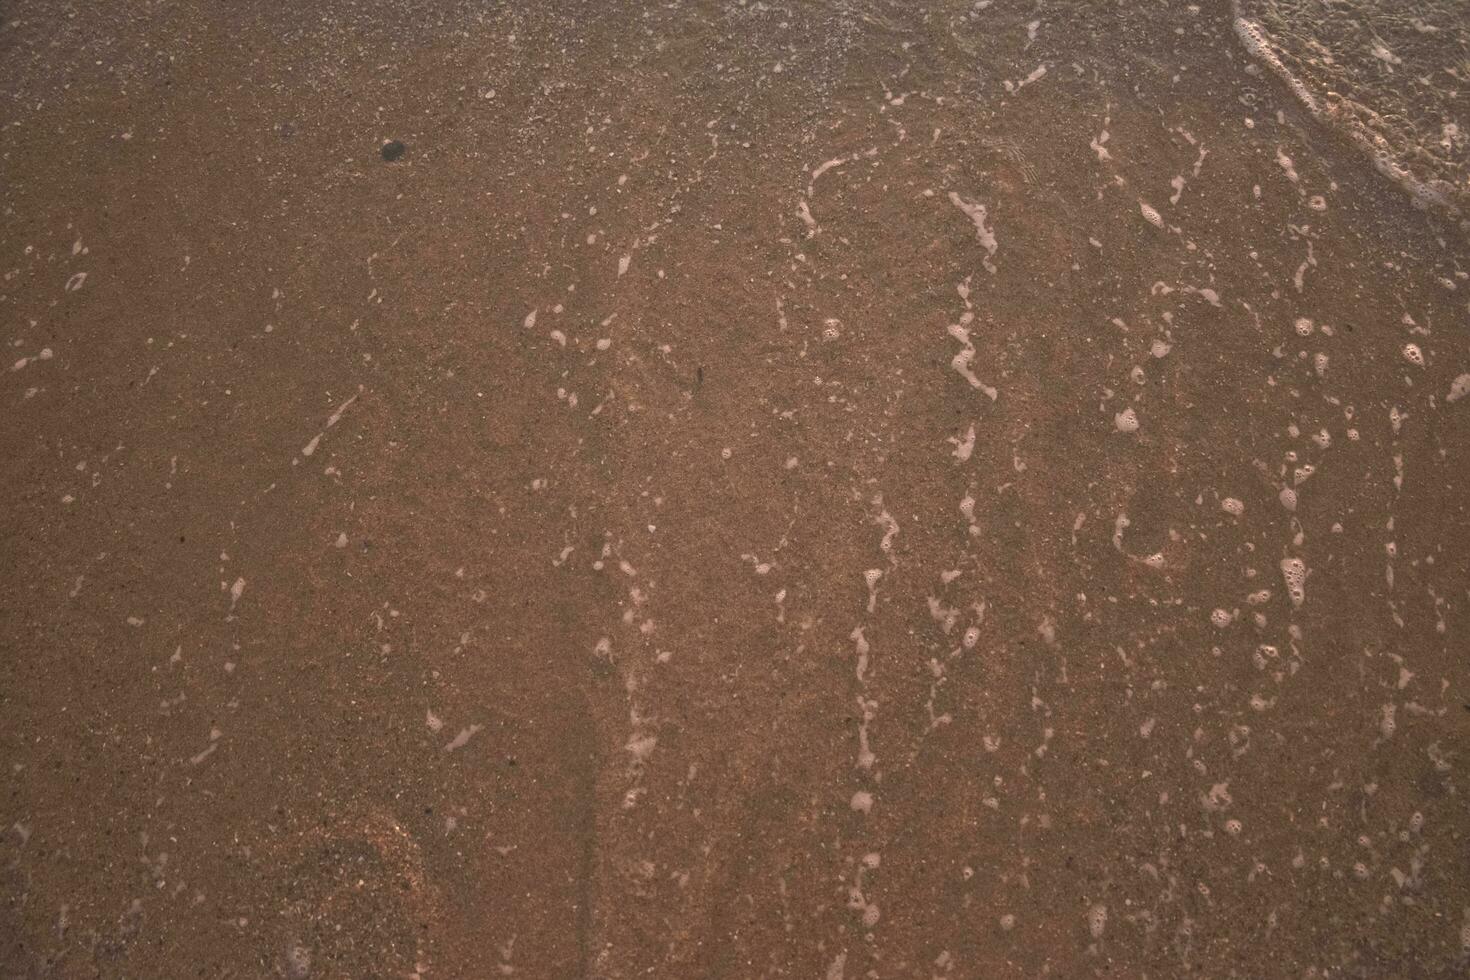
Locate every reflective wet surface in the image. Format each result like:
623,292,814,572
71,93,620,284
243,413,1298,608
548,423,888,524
2,2,1469,977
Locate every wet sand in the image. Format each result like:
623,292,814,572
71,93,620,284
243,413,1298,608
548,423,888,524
2,1,1469,977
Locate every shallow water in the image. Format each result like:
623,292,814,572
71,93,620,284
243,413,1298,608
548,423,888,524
1240,0,1469,217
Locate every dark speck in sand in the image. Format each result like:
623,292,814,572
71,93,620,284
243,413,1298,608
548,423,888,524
381,140,406,162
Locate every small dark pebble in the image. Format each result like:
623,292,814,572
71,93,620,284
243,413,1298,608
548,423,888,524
381,140,406,162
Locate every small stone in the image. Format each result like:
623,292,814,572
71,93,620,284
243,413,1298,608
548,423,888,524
381,140,406,162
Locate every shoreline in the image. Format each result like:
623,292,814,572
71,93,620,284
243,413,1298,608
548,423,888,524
1231,0,1467,230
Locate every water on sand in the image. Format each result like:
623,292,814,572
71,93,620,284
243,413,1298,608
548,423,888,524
1240,0,1469,218
1,1,1468,977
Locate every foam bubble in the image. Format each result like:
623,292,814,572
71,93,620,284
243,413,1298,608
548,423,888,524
947,192,998,273
1280,557,1307,608
1232,13,1319,112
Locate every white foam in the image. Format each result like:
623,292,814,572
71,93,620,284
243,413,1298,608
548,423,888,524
626,732,657,762
797,200,818,237
851,627,870,683
949,331,998,399
863,569,882,613
947,192,998,273
1003,63,1048,94
1280,557,1307,608
874,507,900,557
946,287,998,400
1232,12,1320,114
855,696,876,770
300,390,360,459
810,156,847,190
951,423,977,462
445,724,483,752
1275,147,1300,184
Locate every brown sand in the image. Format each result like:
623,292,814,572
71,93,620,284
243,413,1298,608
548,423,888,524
2,1,1468,977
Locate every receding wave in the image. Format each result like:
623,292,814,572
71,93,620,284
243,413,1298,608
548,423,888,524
1233,0,1468,224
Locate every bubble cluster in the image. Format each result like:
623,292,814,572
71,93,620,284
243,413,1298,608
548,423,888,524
1086,903,1108,939
1280,557,1307,608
